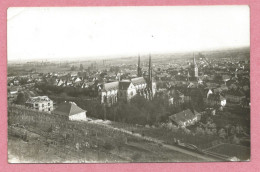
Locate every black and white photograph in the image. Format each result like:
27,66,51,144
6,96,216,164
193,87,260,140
7,6,250,163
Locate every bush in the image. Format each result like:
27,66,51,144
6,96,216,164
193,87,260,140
103,142,114,151
131,153,141,161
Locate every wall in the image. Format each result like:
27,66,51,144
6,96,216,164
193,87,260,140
69,112,87,121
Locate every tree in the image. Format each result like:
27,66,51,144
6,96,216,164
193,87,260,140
20,78,29,85
16,92,26,105
218,128,227,139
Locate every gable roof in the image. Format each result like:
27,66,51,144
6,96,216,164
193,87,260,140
119,81,131,90
169,109,200,124
53,102,86,116
102,81,119,91
131,77,146,86
26,96,52,104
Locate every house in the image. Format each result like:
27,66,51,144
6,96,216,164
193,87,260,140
53,101,87,121
206,94,227,107
169,109,201,128
183,88,192,103
25,96,53,113
168,89,184,106
8,86,20,95
222,75,231,84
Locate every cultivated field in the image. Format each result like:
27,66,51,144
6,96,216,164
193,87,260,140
8,105,204,163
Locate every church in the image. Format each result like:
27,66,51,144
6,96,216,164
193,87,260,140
99,55,156,106
188,53,199,81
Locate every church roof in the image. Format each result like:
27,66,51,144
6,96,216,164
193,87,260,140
102,81,119,91
131,77,146,86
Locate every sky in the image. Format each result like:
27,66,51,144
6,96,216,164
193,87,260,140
7,6,250,62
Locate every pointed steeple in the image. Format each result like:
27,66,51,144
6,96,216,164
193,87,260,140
137,55,142,77
147,54,153,100
148,54,152,81
193,53,197,67
193,53,198,78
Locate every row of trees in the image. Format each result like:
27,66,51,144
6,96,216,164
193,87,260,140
35,83,98,97
99,94,185,125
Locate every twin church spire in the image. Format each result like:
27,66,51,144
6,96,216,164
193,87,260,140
137,54,153,100
137,54,152,79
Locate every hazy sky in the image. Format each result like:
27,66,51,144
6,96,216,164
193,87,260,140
7,6,249,61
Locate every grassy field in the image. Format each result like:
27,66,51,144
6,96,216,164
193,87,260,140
206,143,250,161
8,106,203,163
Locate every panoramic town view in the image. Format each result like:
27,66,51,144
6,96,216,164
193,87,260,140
7,7,250,163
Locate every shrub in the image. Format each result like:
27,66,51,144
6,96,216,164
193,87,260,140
103,142,114,151
131,153,141,161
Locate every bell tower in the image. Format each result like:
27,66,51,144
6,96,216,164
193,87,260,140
137,55,142,77
147,54,153,100
193,53,198,78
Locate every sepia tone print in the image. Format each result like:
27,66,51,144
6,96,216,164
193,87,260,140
7,6,250,163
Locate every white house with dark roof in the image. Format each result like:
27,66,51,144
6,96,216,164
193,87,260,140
169,109,201,128
25,96,53,113
53,101,87,121
206,93,226,107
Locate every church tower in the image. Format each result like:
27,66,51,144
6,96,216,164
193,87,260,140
193,53,198,78
147,54,153,100
137,55,142,77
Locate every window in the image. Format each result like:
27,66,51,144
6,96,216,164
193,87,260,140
42,104,44,107
35,104,38,106
48,103,50,106
48,108,51,111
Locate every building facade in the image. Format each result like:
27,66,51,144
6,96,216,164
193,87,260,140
99,55,156,106
25,96,53,113
53,101,87,121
